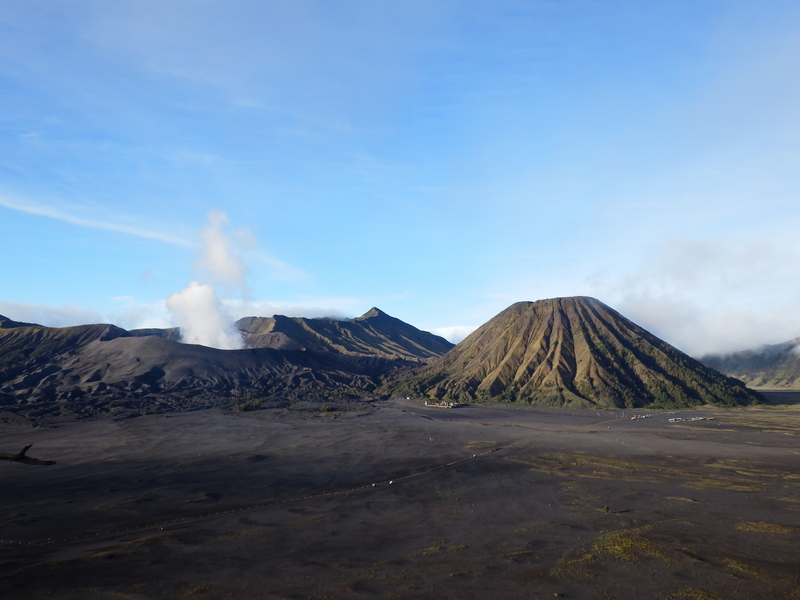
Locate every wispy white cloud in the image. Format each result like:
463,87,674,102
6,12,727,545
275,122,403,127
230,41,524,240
248,250,309,282
0,194,192,247
1,196,309,284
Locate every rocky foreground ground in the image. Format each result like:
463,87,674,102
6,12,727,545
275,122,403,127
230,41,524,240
0,398,799,600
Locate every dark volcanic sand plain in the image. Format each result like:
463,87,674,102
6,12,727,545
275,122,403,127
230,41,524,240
1,397,799,600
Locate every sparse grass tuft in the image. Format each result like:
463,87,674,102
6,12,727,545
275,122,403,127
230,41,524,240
686,480,761,492
584,529,670,562
722,558,763,578
736,521,793,533
555,526,671,579
466,440,501,449
50,558,77,569
668,588,725,600
184,583,212,596
415,541,467,557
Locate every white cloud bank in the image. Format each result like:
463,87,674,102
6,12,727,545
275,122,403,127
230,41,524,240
585,236,800,357
0,300,105,328
0,296,362,334
430,325,477,344
224,299,352,322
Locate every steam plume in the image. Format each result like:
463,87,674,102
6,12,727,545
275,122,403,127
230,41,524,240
194,210,249,292
166,211,248,349
166,281,244,350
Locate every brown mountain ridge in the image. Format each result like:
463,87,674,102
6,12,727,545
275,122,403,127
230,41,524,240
700,337,800,390
0,308,451,423
387,297,761,408
236,308,453,360
125,309,454,360
1,298,763,422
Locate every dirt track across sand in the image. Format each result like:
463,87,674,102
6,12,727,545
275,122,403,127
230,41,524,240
1,399,799,599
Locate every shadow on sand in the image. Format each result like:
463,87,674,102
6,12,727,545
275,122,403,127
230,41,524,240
759,390,800,406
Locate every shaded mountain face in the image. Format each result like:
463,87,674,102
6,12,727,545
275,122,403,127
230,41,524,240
0,319,128,381
700,338,800,390
128,327,182,342
236,308,453,360
387,297,761,409
0,309,451,423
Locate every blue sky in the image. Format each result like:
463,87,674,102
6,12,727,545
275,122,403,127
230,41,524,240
2,1,800,355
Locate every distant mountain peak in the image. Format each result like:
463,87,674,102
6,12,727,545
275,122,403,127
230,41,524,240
234,309,452,360
357,307,388,320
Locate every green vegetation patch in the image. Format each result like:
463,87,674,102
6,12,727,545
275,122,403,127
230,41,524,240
231,398,263,412
581,528,670,562
556,526,672,578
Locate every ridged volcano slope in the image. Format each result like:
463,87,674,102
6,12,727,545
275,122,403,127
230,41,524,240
0,317,128,382
390,297,761,408
701,337,800,390
0,314,421,423
236,308,453,360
